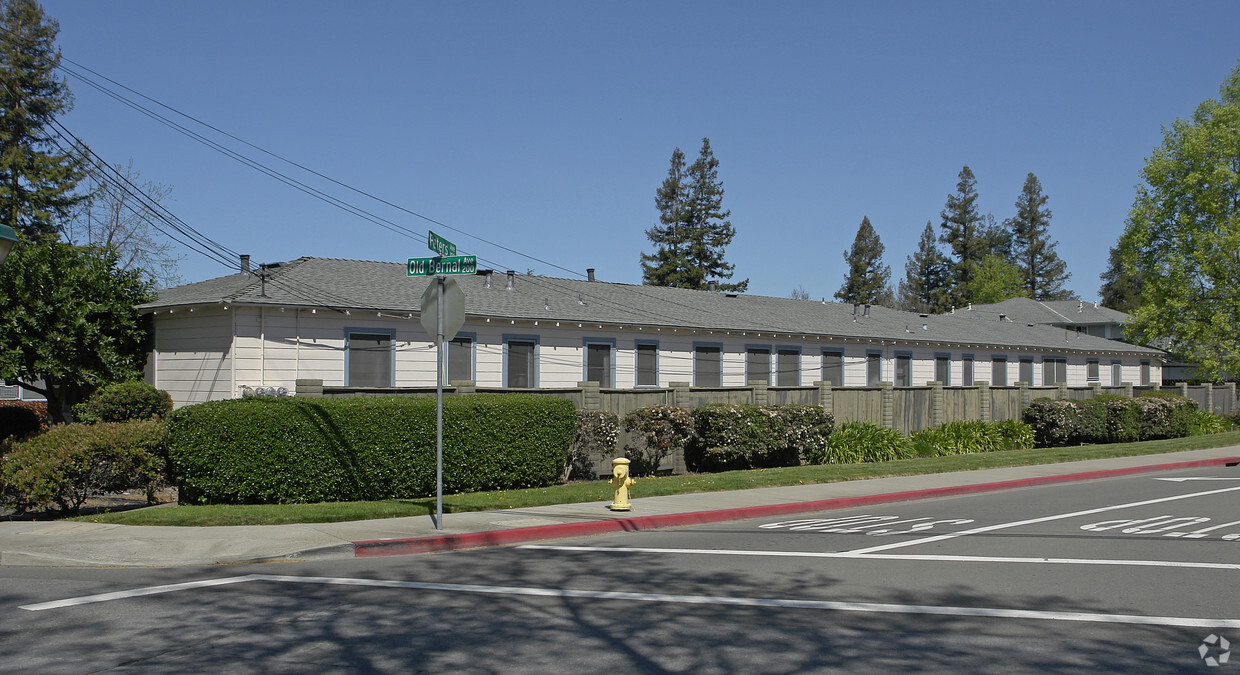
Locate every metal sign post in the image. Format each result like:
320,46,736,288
435,276,445,531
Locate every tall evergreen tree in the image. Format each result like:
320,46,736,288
640,138,746,291
938,165,986,308
1006,172,1072,300
897,221,950,313
834,216,892,305
0,0,85,241
1098,245,1142,312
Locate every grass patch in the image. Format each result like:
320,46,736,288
74,430,1240,527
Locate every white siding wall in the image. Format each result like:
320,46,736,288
150,307,235,407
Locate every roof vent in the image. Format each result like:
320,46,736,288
482,269,494,289
240,254,251,275
999,313,1007,322
587,268,596,282
708,280,718,292
506,270,515,291
863,304,871,317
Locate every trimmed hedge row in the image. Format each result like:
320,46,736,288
167,394,575,504
687,404,833,472
1022,393,1198,447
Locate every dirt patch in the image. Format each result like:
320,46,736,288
1,486,178,521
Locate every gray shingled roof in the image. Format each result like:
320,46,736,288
955,297,1131,326
141,257,1162,356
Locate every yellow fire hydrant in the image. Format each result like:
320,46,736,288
609,457,636,511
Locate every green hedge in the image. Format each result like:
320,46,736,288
166,394,575,504
1023,394,1199,447
687,404,833,472
0,420,167,514
910,420,1035,457
74,381,173,424
806,420,913,464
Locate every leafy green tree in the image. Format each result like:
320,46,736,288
834,216,893,305
1006,172,1072,300
971,254,1027,304
1098,245,1142,312
641,138,746,291
1118,61,1240,379
0,0,85,241
898,221,950,313
938,165,987,307
0,237,153,423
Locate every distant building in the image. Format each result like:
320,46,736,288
138,257,1166,409
954,297,1129,340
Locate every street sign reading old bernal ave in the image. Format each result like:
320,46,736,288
409,230,476,276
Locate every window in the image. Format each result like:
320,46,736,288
584,339,615,388
1087,359,1100,382
695,344,722,387
822,350,843,387
777,347,800,386
991,356,1007,386
346,331,393,387
504,335,538,388
962,354,974,386
448,334,474,383
895,352,911,386
636,341,659,387
1043,357,1067,385
1111,361,1123,386
866,352,882,386
746,346,771,384
1140,360,1151,386
1018,358,1034,385
935,354,950,385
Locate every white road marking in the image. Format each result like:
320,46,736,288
521,544,1240,571
20,572,1240,629
843,484,1240,555
18,575,261,611
1155,477,1240,482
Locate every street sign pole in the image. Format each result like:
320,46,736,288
435,276,445,531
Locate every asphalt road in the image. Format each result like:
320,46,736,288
4,463,1239,673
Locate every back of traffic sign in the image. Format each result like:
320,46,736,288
420,276,465,341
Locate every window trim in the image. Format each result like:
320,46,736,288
1086,358,1100,382
503,333,540,388
1111,360,1123,387
448,331,476,383
962,353,974,386
894,350,912,387
991,355,1008,387
1140,360,1151,386
776,345,802,387
934,352,952,386
1019,357,1035,385
1043,356,1067,385
582,337,617,388
344,327,396,387
693,342,724,387
866,350,883,386
744,343,772,385
635,339,660,388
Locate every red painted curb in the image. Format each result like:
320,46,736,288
353,455,1240,558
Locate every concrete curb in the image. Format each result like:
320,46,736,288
353,454,1240,558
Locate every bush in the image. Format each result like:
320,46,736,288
0,404,44,443
561,409,619,482
687,404,833,472
1189,410,1229,436
806,421,913,465
166,394,575,505
910,420,1034,457
1133,394,1198,440
0,420,167,514
74,381,173,424
622,405,693,476
1023,399,1083,447
1024,393,1200,447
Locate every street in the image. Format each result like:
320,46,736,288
3,463,1239,672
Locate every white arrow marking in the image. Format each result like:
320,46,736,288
1154,477,1240,482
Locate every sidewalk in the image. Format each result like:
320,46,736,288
2,446,1238,567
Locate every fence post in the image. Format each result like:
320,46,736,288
1205,382,1214,413
881,382,894,429
978,381,991,423
295,378,323,398
1179,382,1189,398
750,381,768,406
1152,380,1162,391
815,381,834,417
930,381,945,427
1017,381,1031,412
1123,382,1133,399
577,381,601,411
1227,382,1237,415
670,382,690,408
1057,382,1069,400
1089,382,1101,398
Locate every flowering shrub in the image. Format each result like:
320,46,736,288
560,409,620,482
1024,393,1198,447
687,404,833,472
1133,393,1197,440
806,421,913,465
0,420,167,514
622,405,694,475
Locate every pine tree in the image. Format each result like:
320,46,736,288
1006,172,1072,300
0,0,85,240
641,138,746,291
938,165,986,307
834,216,892,305
897,221,950,313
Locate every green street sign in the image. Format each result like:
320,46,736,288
407,255,477,276
428,230,457,257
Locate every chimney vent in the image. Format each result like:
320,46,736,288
506,270,515,291
863,304,871,317
708,280,718,292
999,313,1007,322
240,254,251,275
587,268,596,282
482,269,493,289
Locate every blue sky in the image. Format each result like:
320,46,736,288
44,0,1240,302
